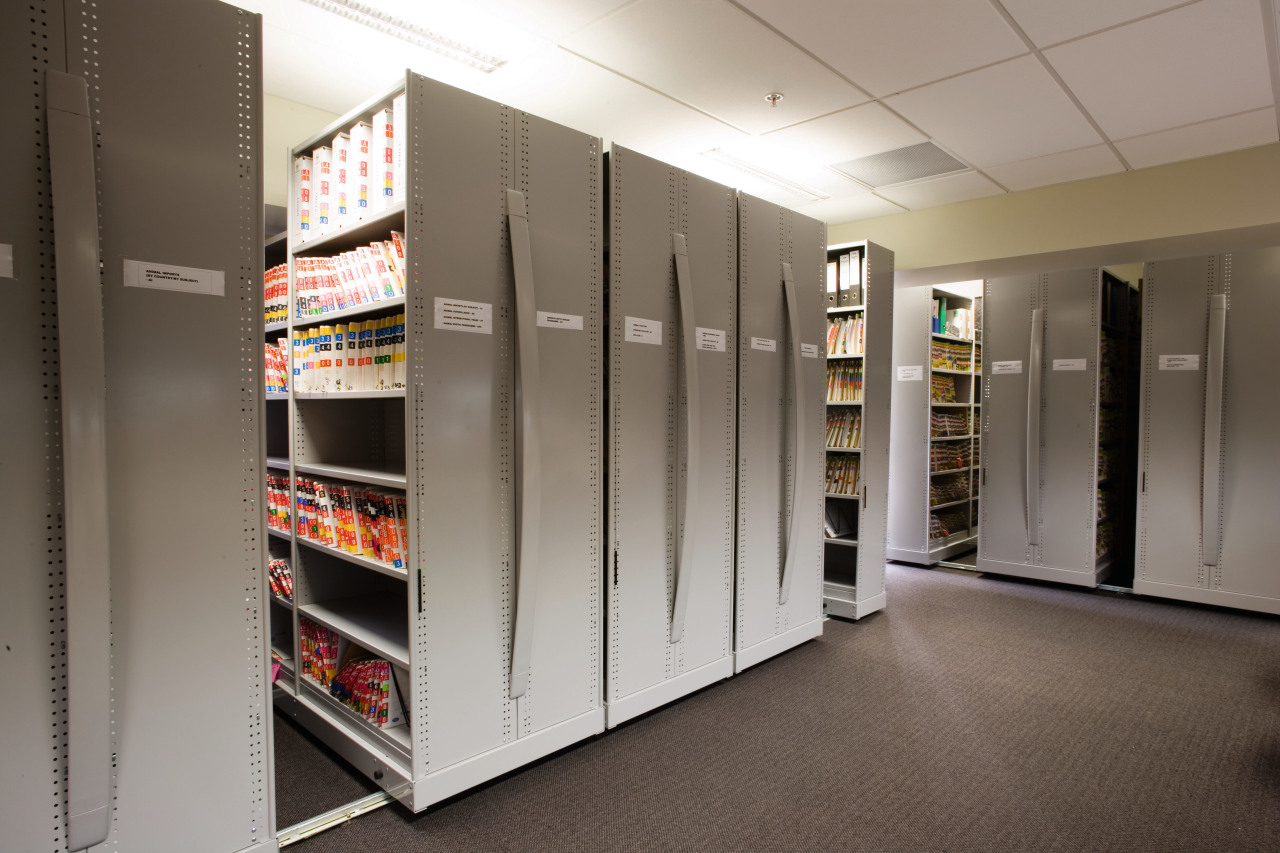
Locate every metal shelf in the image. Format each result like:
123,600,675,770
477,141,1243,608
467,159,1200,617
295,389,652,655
295,389,406,400
291,201,406,257
294,461,407,489
296,536,409,582
293,295,406,330
298,595,409,669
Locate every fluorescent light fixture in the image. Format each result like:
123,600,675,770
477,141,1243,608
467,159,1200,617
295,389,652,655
701,148,831,203
298,0,507,73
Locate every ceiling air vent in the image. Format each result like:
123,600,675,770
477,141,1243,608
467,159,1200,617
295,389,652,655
833,141,967,188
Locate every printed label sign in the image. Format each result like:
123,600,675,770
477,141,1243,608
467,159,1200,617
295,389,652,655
124,259,224,296
991,360,1023,375
625,316,662,345
696,327,726,352
1053,359,1087,371
1159,354,1200,371
0,244,12,279
536,311,583,330
434,297,492,334
800,343,822,359
897,365,923,381
750,337,777,352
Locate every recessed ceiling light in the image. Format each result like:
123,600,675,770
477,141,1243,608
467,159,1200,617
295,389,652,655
298,0,507,73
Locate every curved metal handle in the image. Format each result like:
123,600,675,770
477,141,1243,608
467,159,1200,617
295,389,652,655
1026,308,1044,547
47,70,113,852
669,234,700,643
506,189,542,699
1202,295,1227,567
779,263,806,605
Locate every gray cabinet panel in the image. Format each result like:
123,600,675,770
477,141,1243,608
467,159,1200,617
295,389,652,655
1137,256,1212,591
606,147,735,721
1138,250,1280,612
0,3,70,850
735,194,825,669
979,275,1036,566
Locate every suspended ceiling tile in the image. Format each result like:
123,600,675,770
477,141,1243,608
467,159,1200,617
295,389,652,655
476,48,747,163
875,171,1004,210
885,55,1101,169
791,193,907,225
1044,0,1273,141
984,144,1125,192
734,0,1026,97
762,102,928,165
560,0,869,134
999,0,1187,48
1115,108,1279,169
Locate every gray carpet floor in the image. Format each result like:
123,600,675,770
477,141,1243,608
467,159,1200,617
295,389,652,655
280,563,1280,852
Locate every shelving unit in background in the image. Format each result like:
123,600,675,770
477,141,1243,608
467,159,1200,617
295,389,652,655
269,71,605,812
887,282,982,565
822,241,894,619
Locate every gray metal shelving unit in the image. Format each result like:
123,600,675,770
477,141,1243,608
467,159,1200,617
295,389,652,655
822,241,894,620
272,72,605,812
734,194,827,672
604,146,737,725
3,1,275,850
888,286,982,565
976,269,1114,586
1136,249,1280,614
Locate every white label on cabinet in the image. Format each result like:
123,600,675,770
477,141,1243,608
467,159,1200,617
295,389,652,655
991,360,1023,375
124,259,224,296
751,337,777,352
696,327,726,352
801,343,822,359
625,316,662,345
1053,358,1087,371
537,311,583,330
0,244,12,278
897,365,923,381
434,297,492,334
1159,354,1200,371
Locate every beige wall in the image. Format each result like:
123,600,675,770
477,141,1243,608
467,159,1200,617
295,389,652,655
827,143,1280,273
263,94,340,209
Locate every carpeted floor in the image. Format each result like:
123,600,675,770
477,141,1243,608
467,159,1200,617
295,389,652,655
279,564,1280,852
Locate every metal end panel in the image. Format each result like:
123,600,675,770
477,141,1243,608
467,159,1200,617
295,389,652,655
0,2,70,850
69,0,268,847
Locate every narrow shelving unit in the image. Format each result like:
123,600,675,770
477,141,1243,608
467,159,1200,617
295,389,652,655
888,281,982,565
821,241,894,620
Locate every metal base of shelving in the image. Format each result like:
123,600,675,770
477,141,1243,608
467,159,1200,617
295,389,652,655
605,656,734,728
822,583,886,620
975,555,1111,588
734,618,823,673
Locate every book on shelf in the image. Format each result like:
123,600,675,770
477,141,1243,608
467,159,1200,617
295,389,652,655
826,362,864,402
826,313,865,356
295,475,409,570
825,408,862,449
824,454,861,496
267,558,293,601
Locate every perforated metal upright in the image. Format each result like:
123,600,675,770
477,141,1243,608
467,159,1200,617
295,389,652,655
2,1,273,851
274,73,605,811
1136,249,1280,614
977,269,1112,586
604,146,736,725
734,194,826,672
